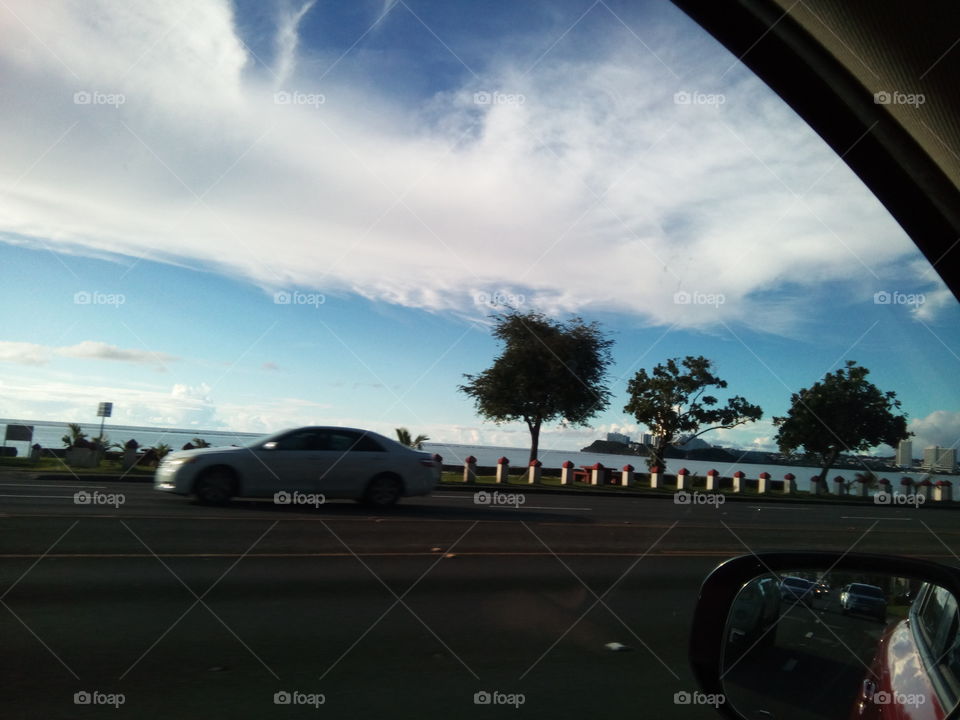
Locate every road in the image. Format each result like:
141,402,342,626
1,474,957,719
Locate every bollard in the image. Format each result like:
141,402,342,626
590,463,605,486
758,472,770,494
463,456,477,483
706,469,719,492
676,468,689,491
783,473,796,494
649,466,660,489
834,476,847,496
560,460,575,485
732,471,744,493
621,464,634,487
528,459,542,485
495,457,510,484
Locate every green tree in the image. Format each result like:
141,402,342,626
61,423,87,448
459,310,614,463
624,356,763,472
191,438,211,448
395,428,429,450
774,361,909,484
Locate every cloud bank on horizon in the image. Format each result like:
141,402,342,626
0,0,945,334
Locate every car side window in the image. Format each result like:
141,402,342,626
274,431,325,451
916,586,960,702
320,431,384,452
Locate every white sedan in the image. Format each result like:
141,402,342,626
154,426,440,507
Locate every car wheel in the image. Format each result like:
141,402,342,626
362,475,402,507
194,470,235,505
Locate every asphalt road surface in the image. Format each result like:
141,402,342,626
1,474,957,719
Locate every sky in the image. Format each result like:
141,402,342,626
0,0,958,457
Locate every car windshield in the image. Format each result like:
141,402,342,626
1,1,957,718
850,585,885,599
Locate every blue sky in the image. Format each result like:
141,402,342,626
0,0,957,456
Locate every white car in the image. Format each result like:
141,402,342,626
154,426,440,507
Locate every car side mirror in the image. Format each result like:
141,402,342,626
689,553,960,719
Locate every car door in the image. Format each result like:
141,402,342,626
313,429,389,498
245,429,329,498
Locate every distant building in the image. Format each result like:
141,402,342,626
923,446,957,472
606,432,630,445
640,433,653,446
896,440,913,467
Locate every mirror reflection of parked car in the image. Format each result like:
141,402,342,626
780,576,817,606
154,426,440,507
840,583,888,622
853,582,960,720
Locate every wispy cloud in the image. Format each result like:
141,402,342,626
0,340,178,367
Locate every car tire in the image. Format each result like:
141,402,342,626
362,474,403,507
194,469,236,506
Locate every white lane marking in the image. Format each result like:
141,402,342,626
747,506,809,511
0,482,108,488
0,494,81,499
840,516,911,521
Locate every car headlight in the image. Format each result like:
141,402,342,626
165,457,199,466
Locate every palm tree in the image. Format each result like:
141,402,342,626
61,423,87,448
395,427,429,450
153,443,172,461
191,438,211,448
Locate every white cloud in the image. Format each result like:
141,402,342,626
0,0,926,336
909,410,960,452
0,340,177,368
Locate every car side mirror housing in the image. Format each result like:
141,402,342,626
689,552,960,719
